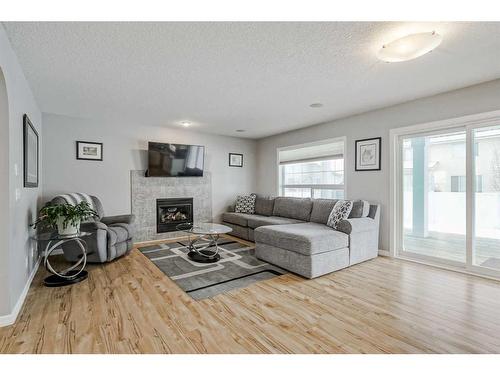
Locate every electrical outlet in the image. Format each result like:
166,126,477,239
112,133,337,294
15,188,21,201
14,163,19,176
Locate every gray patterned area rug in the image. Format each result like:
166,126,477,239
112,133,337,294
138,238,285,300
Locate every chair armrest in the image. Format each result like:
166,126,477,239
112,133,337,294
80,221,108,231
101,214,135,225
336,217,377,235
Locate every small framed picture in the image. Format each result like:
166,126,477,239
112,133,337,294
355,137,381,171
229,153,243,167
76,141,103,161
23,114,39,188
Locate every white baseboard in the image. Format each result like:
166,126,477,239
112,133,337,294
378,249,390,257
0,257,41,327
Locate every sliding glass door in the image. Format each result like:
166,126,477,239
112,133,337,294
395,118,500,278
401,130,467,265
472,126,500,272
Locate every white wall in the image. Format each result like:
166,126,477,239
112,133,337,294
0,68,9,317
42,113,257,223
0,25,42,319
256,78,500,251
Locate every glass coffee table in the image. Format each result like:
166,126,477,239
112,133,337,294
176,223,232,263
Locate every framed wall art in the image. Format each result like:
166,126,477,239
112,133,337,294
76,141,103,161
355,137,381,171
23,114,39,188
229,153,243,167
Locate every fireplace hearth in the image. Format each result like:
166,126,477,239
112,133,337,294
156,198,193,233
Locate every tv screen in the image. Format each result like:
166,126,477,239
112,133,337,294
147,142,205,177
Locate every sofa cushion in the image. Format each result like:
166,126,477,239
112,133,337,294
254,195,275,216
255,222,348,255
310,199,338,224
222,212,254,227
272,197,313,221
349,200,370,218
247,215,304,229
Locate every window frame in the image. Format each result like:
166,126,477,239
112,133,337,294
276,137,347,199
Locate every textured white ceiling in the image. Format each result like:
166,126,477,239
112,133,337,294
3,22,500,139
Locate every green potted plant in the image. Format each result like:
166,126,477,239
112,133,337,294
32,201,98,236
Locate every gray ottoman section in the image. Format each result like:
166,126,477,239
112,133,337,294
255,222,350,278
255,243,349,279
254,222,348,255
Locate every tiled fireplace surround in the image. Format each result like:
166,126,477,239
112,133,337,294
131,170,212,242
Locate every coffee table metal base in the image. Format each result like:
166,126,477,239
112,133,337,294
176,223,233,264
44,270,89,287
187,233,222,263
187,250,221,263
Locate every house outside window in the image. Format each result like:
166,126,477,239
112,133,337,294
451,175,483,192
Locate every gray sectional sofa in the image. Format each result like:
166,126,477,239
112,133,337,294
222,196,380,278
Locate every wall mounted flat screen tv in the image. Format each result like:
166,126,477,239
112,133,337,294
147,142,205,177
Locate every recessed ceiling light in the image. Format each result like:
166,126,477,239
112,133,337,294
377,31,442,63
310,103,323,108
180,121,191,127
236,129,246,133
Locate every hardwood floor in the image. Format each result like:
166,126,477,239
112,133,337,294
2,235,500,354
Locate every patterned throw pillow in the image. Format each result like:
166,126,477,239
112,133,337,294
326,200,354,229
235,194,257,214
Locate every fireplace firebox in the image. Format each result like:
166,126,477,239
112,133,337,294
156,198,193,233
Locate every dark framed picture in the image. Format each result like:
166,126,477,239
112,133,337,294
23,114,39,188
76,141,103,161
355,137,381,171
229,153,243,167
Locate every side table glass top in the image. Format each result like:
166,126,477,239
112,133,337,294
176,223,232,235
31,231,93,242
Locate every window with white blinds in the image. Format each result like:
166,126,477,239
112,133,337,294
278,138,345,199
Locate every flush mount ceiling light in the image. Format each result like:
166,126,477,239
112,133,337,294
309,103,323,108
180,121,191,127
377,31,442,63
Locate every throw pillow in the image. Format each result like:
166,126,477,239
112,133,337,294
235,194,257,214
327,200,354,229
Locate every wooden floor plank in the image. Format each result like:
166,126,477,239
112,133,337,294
1,235,500,354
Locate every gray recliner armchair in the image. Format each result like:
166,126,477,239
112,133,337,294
51,193,135,263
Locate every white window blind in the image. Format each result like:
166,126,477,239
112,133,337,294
278,139,345,199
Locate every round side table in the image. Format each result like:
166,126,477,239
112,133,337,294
31,231,92,287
